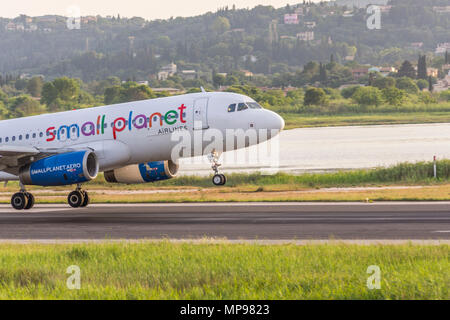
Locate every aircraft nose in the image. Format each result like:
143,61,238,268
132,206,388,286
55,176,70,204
268,110,285,132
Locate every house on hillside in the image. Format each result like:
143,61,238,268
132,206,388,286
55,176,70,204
432,6,450,14
284,14,299,25
351,68,369,79
436,43,450,54
427,68,439,78
433,71,450,92
157,63,177,81
180,70,197,80
379,67,397,77
297,31,314,41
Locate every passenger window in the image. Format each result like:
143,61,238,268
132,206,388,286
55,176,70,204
32,133,36,138
237,103,248,111
12,136,15,141
5,137,9,142
228,104,236,112
19,135,22,140
26,134,29,139
39,132,43,138
0,138,2,143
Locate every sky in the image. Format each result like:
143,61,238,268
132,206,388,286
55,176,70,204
1,0,325,20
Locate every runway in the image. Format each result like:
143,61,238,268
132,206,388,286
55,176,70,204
0,202,449,241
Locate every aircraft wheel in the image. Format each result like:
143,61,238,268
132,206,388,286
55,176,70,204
68,190,84,208
24,193,35,210
219,174,227,185
80,191,90,207
212,174,223,186
11,192,28,210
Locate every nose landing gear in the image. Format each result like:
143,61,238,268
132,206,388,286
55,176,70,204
11,182,35,210
68,184,90,208
208,150,227,186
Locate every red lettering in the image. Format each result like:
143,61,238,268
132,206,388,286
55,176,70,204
112,117,126,140
178,104,187,123
148,113,163,128
46,127,55,142
96,116,100,135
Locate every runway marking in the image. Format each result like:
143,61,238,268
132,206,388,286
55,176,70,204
433,230,450,233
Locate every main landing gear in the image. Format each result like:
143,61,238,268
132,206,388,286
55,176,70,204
11,182,35,210
68,184,90,208
10,183,90,210
208,150,227,186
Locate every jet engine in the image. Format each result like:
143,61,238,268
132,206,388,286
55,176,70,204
104,160,179,184
19,150,99,186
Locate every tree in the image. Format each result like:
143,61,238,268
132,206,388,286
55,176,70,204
341,86,360,99
416,79,428,91
0,101,9,119
212,16,230,34
104,82,155,104
304,88,327,106
417,55,427,80
0,88,7,102
26,77,44,97
351,87,383,106
212,73,226,88
319,63,327,84
446,51,449,64
397,60,416,79
382,87,405,105
428,75,433,92
373,76,396,90
8,95,42,118
41,77,80,111
14,78,28,91
396,77,419,93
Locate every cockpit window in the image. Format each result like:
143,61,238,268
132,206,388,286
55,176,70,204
237,103,248,111
247,102,262,109
228,104,236,112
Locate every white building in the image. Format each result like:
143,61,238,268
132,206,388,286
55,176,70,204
433,71,450,92
297,31,314,41
284,14,299,25
436,43,450,54
305,21,316,29
180,70,197,80
433,6,450,14
157,63,177,81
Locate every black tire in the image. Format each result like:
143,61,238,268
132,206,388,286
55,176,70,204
68,191,84,208
24,193,35,210
80,191,90,207
219,174,227,185
11,192,28,210
212,174,223,186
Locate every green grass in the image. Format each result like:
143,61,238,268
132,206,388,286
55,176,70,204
0,243,447,299
94,160,450,188
280,112,450,129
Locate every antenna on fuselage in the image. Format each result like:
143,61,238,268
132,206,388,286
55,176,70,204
200,86,206,93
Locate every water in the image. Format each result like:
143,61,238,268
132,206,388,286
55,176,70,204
179,123,450,175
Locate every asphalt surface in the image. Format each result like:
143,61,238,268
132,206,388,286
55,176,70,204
0,202,449,241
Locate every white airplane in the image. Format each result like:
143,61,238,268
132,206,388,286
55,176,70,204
0,91,284,210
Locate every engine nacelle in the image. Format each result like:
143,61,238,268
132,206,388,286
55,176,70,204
104,160,179,184
20,150,99,186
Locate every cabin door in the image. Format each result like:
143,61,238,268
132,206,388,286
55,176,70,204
193,98,209,130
